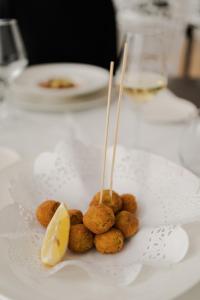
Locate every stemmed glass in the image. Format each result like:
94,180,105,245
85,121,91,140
0,19,28,120
117,29,168,147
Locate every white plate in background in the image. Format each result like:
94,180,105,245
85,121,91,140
11,63,109,101
11,89,109,112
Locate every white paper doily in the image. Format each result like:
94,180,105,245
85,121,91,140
1,139,199,286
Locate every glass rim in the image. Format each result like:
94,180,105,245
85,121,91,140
0,19,17,26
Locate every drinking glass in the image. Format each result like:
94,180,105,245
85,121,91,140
117,29,168,147
0,19,28,119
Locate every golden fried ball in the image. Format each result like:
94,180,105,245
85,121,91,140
68,224,93,253
121,194,137,214
115,211,139,238
83,204,115,234
90,190,122,214
94,228,124,254
69,209,83,225
36,200,60,227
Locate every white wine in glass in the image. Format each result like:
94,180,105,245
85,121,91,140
121,30,168,102
117,30,167,147
123,71,167,101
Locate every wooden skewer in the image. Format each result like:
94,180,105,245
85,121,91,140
99,61,115,204
109,42,128,195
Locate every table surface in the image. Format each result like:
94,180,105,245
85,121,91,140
169,78,200,107
0,78,200,300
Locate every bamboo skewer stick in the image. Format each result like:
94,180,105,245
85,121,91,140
109,42,128,195
99,61,114,204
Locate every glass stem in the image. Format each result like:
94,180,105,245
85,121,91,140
0,78,7,102
0,79,10,121
134,101,143,148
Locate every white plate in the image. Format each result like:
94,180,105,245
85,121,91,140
11,63,109,100
0,157,200,300
12,89,108,112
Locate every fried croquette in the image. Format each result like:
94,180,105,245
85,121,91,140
94,228,124,254
90,190,122,214
36,200,60,227
69,209,83,225
115,210,139,238
121,194,137,214
83,204,115,234
68,224,93,253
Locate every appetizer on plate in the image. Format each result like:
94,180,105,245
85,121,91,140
38,78,76,89
36,189,139,265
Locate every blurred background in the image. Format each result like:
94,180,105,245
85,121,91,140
1,0,200,77
114,0,200,78
1,0,199,107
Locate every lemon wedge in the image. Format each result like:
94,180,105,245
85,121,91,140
41,202,70,267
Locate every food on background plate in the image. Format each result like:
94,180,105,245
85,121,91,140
69,209,83,225
115,210,139,238
36,200,60,227
38,78,76,89
121,194,137,214
41,203,70,266
90,189,122,214
94,228,124,254
83,203,115,234
69,224,94,253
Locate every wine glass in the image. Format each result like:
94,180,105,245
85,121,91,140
117,29,168,147
0,19,28,119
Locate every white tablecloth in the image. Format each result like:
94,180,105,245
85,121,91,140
0,97,199,300
0,98,185,161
